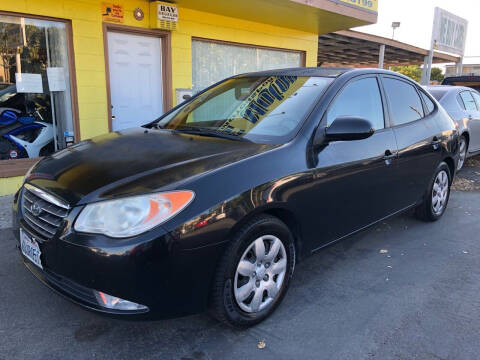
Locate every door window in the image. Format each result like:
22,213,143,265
327,77,384,130
459,91,477,111
471,91,480,109
383,78,424,126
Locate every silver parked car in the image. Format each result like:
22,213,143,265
426,85,480,170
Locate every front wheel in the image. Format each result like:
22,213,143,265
210,215,295,328
415,162,451,222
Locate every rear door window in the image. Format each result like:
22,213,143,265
459,91,477,111
382,77,424,126
327,77,385,130
470,91,480,110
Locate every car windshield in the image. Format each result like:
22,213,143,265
155,76,333,144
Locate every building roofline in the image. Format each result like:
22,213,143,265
318,30,461,67
335,30,460,63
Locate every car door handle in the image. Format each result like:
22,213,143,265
383,149,396,160
383,150,397,165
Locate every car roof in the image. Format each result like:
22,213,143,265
425,85,478,93
443,75,480,82
234,67,409,79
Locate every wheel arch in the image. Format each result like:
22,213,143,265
461,131,470,148
443,156,456,183
227,204,305,263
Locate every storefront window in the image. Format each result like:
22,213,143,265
192,39,303,93
0,14,74,161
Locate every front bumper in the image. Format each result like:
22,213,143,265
13,188,228,319
22,258,147,315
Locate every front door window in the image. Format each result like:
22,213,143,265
327,77,385,130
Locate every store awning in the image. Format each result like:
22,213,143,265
172,0,377,34
318,30,460,67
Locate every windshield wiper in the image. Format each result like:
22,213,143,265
173,126,252,142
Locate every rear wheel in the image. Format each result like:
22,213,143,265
415,162,451,222
457,135,467,170
210,215,295,328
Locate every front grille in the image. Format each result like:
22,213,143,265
21,185,69,239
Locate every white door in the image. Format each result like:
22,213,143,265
107,32,163,131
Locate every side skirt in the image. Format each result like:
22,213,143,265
467,148,480,158
310,203,417,255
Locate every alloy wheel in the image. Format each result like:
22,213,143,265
432,170,449,215
457,137,467,170
233,235,287,313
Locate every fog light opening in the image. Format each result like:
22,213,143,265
94,291,148,312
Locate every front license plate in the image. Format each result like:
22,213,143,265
20,229,43,269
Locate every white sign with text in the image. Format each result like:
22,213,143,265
157,2,178,22
47,67,66,92
15,73,43,93
432,7,468,56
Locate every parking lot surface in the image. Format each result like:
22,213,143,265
1,158,480,360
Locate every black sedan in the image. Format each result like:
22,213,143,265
13,68,458,328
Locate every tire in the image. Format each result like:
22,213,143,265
457,135,468,171
415,161,451,222
210,214,295,328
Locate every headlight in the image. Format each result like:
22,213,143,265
74,191,195,238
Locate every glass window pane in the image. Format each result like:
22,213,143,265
159,76,332,144
460,91,478,111
192,40,302,94
0,15,74,161
383,78,424,126
327,77,385,130
471,91,480,110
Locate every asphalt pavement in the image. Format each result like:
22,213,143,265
0,160,479,360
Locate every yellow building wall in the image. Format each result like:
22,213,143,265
0,0,318,196
1,176,23,196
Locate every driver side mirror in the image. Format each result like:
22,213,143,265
324,116,375,142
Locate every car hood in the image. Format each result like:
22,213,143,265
27,128,277,205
